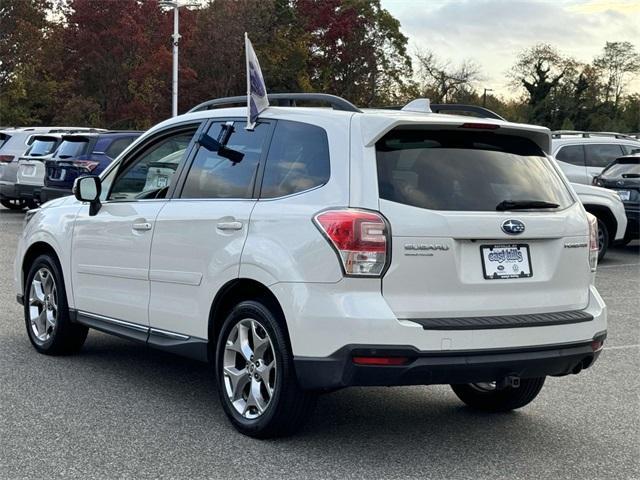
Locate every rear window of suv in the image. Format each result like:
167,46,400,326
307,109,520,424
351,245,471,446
376,129,574,212
53,139,90,159
28,138,58,156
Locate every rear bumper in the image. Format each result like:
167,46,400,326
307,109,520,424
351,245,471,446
623,206,639,239
0,181,18,200
294,333,606,390
15,183,42,201
40,186,72,203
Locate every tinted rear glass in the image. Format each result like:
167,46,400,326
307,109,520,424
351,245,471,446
54,139,90,159
376,130,574,212
29,139,57,156
601,160,640,179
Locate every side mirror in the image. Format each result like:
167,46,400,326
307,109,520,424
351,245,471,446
73,176,102,215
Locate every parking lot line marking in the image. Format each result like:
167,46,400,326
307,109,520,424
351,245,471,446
598,263,640,269
604,344,640,350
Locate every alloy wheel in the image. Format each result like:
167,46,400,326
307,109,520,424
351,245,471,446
28,267,58,342
222,318,277,419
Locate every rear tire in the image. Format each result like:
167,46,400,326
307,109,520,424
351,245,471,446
24,254,88,355
215,299,317,438
596,218,609,261
1,199,28,210
451,377,545,412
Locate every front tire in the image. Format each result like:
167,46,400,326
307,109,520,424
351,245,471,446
451,377,545,412
215,299,316,438
24,254,88,355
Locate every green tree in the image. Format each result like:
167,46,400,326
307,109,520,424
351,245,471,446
594,41,640,112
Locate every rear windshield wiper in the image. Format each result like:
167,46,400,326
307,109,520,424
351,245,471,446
496,200,560,211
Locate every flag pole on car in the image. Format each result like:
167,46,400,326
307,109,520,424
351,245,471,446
245,33,269,130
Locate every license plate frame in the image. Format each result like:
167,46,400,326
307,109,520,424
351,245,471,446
480,244,533,280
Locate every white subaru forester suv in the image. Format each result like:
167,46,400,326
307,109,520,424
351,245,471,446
15,94,607,438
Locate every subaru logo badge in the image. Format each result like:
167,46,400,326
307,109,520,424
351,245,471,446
501,219,525,235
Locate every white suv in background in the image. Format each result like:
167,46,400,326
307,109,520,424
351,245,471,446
552,131,640,184
15,94,607,438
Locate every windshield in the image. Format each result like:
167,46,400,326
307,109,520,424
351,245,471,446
54,139,90,159
601,160,640,179
29,139,57,156
376,129,574,211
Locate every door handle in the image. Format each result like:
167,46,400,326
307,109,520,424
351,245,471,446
132,222,152,231
217,221,243,231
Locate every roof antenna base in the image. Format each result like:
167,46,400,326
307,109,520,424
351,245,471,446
401,98,432,113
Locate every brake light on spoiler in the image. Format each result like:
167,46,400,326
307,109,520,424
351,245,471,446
458,123,500,130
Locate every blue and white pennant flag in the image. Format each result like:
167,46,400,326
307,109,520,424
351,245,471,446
245,33,269,130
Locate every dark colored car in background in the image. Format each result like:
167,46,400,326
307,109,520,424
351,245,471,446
593,155,640,244
41,131,141,202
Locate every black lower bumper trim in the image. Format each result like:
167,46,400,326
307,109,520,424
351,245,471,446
294,336,605,390
407,309,593,330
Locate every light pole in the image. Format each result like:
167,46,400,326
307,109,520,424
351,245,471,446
159,1,197,117
483,88,493,107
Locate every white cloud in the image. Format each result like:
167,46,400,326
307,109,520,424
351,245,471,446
381,0,640,97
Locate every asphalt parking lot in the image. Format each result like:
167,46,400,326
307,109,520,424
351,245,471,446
0,205,638,480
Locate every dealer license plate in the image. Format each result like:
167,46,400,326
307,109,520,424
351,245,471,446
481,244,532,280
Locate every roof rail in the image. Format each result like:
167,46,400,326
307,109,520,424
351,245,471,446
188,93,362,114
429,104,506,121
551,130,639,141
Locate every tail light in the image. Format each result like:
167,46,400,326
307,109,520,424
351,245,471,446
314,209,389,276
0,155,14,163
587,213,598,271
72,160,100,172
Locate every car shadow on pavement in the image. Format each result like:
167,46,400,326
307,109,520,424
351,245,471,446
57,332,608,458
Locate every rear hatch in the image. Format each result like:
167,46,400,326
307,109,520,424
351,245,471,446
376,125,591,320
17,136,60,186
595,156,640,206
44,136,94,189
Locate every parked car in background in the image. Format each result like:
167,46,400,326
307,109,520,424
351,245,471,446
551,131,640,185
0,127,103,210
15,134,66,206
41,131,141,203
593,155,640,244
571,182,627,260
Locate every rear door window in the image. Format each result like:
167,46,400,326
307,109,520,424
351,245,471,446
181,121,269,199
376,129,574,212
260,120,330,198
585,144,624,168
556,145,585,166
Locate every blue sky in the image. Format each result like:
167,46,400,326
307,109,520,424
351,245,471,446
380,0,640,98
